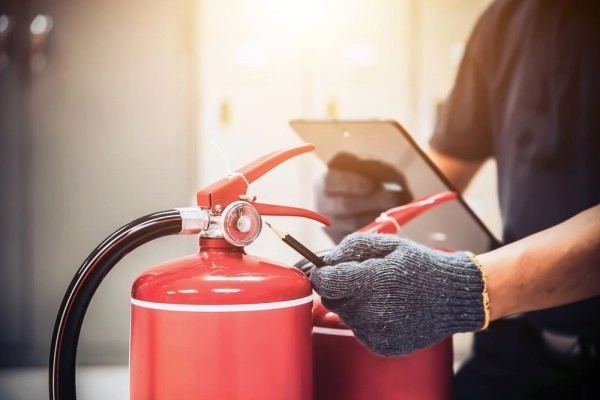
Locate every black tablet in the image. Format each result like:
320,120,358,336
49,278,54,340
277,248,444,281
289,118,500,253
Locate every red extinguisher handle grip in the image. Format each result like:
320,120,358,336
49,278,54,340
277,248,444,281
254,202,331,226
196,144,316,212
358,191,458,234
238,143,315,183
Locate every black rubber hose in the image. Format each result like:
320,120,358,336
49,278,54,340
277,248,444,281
49,210,183,400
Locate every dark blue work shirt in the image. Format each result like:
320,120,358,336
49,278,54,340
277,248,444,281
430,0,600,336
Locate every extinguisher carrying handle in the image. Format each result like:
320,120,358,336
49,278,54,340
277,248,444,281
358,191,458,235
49,210,190,400
196,144,327,221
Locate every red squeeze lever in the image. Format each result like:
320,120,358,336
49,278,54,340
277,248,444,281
358,191,458,235
196,143,331,226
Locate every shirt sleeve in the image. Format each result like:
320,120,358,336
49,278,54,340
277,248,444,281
428,3,498,161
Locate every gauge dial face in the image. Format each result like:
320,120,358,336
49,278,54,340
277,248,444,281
220,201,262,246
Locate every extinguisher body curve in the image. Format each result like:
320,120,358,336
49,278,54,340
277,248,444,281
130,238,313,400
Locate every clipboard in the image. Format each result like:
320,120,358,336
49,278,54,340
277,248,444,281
289,118,500,253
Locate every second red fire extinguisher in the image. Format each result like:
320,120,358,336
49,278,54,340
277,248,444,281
296,191,458,400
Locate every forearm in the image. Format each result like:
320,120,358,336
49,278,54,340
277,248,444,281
478,204,600,320
425,147,484,192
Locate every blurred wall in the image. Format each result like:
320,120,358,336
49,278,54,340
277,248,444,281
0,0,199,366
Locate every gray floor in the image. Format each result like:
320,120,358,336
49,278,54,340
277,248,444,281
0,365,129,400
0,334,473,400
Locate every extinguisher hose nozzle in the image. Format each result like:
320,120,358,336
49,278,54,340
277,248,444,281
49,210,184,400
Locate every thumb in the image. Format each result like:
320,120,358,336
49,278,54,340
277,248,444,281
310,259,374,299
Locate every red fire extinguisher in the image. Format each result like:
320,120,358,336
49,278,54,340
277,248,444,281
296,191,458,400
49,144,330,400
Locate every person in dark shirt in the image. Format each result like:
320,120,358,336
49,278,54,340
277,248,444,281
310,0,600,398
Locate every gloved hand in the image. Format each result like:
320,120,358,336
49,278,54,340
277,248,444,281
314,152,413,244
310,232,488,356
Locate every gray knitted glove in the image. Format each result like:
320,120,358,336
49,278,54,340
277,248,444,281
310,232,487,356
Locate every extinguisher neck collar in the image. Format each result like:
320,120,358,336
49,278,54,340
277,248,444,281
199,237,245,252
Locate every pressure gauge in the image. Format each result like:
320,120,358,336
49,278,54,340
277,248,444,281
220,201,262,246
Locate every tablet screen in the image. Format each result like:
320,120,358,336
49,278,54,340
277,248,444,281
289,118,500,253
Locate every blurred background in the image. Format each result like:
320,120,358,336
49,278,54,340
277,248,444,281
0,0,498,398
